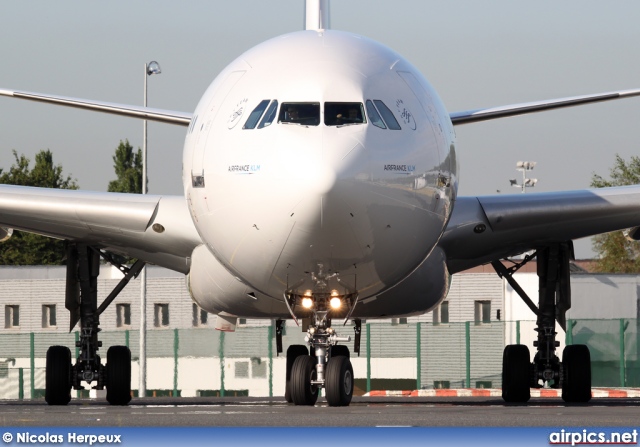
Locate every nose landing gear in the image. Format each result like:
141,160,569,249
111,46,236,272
282,266,358,406
287,311,354,406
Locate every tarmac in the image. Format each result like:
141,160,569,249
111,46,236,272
4,394,640,427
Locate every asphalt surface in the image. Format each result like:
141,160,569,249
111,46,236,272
2,396,640,427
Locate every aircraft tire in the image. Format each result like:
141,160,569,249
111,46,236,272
502,344,531,403
325,355,354,407
561,344,591,403
45,345,72,405
331,344,350,359
285,345,308,403
290,355,318,406
106,345,132,405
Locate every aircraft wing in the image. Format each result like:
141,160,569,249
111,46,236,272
449,89,640,125
0,185,202,273
0,88,191,126
439,186,640,273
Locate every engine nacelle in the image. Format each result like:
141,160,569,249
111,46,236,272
356,247,450,318
0,227,13,242
187,244,289,318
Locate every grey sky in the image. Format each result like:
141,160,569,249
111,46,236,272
1,1,639,258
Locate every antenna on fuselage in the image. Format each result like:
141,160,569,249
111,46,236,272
305,0,330,30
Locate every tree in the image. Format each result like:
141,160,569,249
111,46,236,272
0,150,77,189
590,154,640,273
0,150,78,265
108,140,143,193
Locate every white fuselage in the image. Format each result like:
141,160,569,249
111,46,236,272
183,30,457,318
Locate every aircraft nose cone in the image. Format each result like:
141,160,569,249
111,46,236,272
276,137,339,197
307,162,337,195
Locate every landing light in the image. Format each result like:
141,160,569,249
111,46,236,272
302,297,314,309
330,297,342,309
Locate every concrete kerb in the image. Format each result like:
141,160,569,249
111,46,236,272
364,388,640,398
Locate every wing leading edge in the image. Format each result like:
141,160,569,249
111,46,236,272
5,87,639,128
0,88,191,126
440,186,640,273
0,185,202,273
450,89,640,125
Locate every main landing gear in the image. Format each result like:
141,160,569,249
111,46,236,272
280,265,360,406
45,243,145,406
493,242,591,404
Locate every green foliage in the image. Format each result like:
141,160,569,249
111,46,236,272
0,150,78,189
590,154,640,273
0,150,78,265
106,140,143,265
108,140,143,193
592,230,640,273
591,154,640,188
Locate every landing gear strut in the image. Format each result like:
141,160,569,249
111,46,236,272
45,243,144,405
493,242,591,403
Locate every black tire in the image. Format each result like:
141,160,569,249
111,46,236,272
502,344,531,403
106,345,132,405
331,345,350,359
290,355,318,406
45,345,72,405
325,355,354,407
285,345,308,403
562,344,591,403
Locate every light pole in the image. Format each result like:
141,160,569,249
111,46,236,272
140,60,161,398
509,161,537,193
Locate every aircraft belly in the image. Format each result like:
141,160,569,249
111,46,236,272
264,179,446,300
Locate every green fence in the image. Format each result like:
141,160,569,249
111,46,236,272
0,319,637,399
568,318,640,387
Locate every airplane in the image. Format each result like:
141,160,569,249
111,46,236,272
2,0,640,407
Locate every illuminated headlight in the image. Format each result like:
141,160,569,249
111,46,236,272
330,297,342,309
309,327,316,335
302,297,314,309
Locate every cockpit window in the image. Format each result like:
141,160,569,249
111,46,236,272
278,102,320,126
257,100,278,129
324,102,366,126
243,99,271,129
365,100,386,129
372,100,401,130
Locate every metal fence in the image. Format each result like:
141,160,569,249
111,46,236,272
1,318,638,399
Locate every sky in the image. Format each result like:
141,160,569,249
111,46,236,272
1,0,639,258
